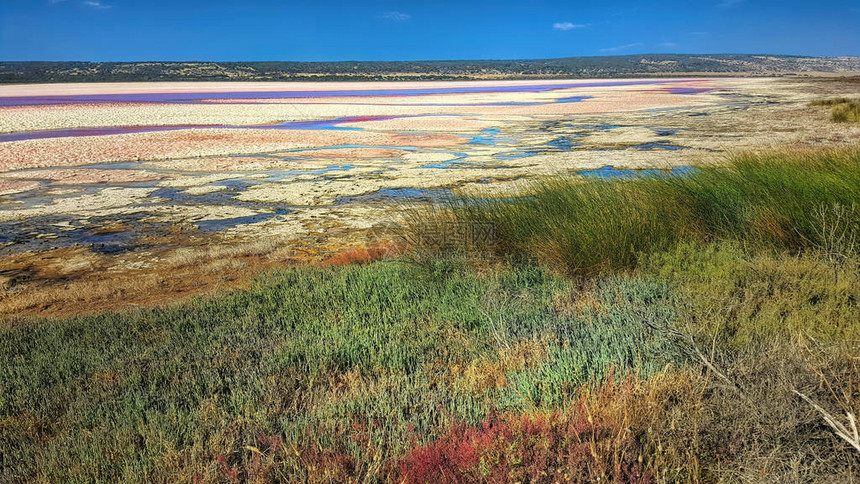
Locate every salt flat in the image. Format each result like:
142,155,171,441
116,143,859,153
1,77,858,316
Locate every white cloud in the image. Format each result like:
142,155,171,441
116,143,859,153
553,22,585,31
599,42,643,53
380,11,411,21
82,1,111,8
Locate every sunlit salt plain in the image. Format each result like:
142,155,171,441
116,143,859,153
1,78,858,315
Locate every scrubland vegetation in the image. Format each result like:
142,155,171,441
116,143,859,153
2,149,860,482
811,97,860,123
4,56,859,83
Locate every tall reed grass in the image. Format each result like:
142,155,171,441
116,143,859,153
810,98,860,123
407,149,860,275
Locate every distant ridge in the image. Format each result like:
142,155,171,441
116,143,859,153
2,54,860,83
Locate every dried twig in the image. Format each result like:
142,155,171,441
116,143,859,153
481,292,512,351
793,390,860,453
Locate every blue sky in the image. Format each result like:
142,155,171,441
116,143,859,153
1,0,858,61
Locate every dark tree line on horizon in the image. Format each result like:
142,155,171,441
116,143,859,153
2,54,859,83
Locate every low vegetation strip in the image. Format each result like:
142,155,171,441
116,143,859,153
0,260,682,482
1,149,859,482
2,246,857,482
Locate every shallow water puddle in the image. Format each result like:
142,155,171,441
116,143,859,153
494,150,540,160
334,187,453,205
0,213,168,256
468,128,502,145
194,208,292,232
546,137,582,150
629,141,684,151
577,165,695,178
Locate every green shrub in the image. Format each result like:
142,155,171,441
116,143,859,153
810,97,860,123
832,101,860,123
644,241,860,346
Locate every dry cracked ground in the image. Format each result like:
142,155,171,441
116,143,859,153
1,76,858,318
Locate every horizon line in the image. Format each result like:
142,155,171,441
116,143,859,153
3,53,860,64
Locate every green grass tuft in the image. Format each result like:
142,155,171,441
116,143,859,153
408,148,860,275
810,97,860,123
